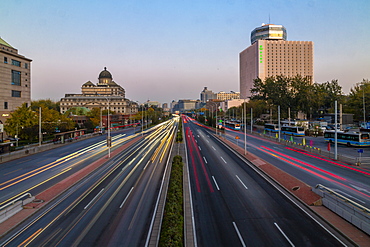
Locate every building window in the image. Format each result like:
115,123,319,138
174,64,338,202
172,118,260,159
4,57,7,64
11,70,21,85
12,90,21,97
4,102,8,109
25,63,28,69
12,59,21,67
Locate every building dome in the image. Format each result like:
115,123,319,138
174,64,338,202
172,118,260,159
98,67,112,79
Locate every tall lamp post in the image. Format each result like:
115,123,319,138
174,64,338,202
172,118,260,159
107,98,111,158
208,102,218,135
39,107,42,146
100,95,111,158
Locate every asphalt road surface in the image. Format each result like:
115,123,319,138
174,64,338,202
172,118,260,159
183,116,351,247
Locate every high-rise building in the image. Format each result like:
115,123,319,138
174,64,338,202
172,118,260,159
240,24,314,99
200,87,216,103
0,37,32,132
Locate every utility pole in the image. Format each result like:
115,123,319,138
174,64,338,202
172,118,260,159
39,107,42,146
244,100,247,155
278,105,281,141
335,100,338,160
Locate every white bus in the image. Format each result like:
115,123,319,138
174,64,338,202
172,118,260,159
281,126,305,136
324,130,370,147
264,123,279,133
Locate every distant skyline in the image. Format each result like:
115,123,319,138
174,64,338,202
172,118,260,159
1,0,369,105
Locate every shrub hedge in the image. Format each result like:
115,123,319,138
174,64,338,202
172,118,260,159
159,155,184,246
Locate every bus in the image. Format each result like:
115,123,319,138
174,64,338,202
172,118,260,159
281,126,305,136
225,121,241,130
264,123,279,133
324,130,370,147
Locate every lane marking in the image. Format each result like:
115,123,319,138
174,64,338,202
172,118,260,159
236,175,248,190
274,222,295,246
120,187,134,208
212,146,216,150
221,156,227,163
232,222,246,247
198,146,201,150
212,176,220,190
203,156,208,164
84,188,104,210
3,168,22,176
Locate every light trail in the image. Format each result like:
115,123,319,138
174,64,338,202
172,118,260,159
285,147,370,176
261,146,347,181
0,134,130,191
256,146,370,198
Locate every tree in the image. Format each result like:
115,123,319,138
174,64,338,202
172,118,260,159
39,106,75,134
250,75,345,120
346,79,370,122
290,75,315,116
316,79,344,111
31,99,60,112
4,103,38,141
87,107,102,128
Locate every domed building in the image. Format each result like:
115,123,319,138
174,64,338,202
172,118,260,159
59,67,137,125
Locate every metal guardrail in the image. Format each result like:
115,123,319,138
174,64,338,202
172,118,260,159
314,184,370,235
0,193,33,211
315,184,370,214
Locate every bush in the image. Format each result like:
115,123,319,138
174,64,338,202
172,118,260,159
176,120,183,142
159,155,184,246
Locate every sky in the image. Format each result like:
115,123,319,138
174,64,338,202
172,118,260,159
1,0,369,105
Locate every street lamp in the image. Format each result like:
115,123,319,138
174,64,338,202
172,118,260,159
99,95,111,158
208,101,218,135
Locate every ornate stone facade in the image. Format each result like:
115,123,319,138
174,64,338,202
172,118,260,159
59,67,137,116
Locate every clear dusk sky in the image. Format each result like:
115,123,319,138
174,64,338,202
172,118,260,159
1,0,369,105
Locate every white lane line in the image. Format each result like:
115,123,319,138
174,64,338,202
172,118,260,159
212,146,216,150
195,139,197,143
235,175,248,190
274,222,295,246
232,222,246,247
84,188,104,210
212,176,220,190
206,139,209,143
220,156,227,163
120,187,134,208
203,156,208,164
198,146,201,150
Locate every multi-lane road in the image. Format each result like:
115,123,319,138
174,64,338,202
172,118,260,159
223,126,370,208
0,117,179,246
1,114,367,246
183,115,357,246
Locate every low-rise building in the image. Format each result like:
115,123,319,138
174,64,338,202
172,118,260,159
216,91,240,101
60,67,138,118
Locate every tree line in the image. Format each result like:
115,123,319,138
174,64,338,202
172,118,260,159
3,100,167,144
231,75,369,122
